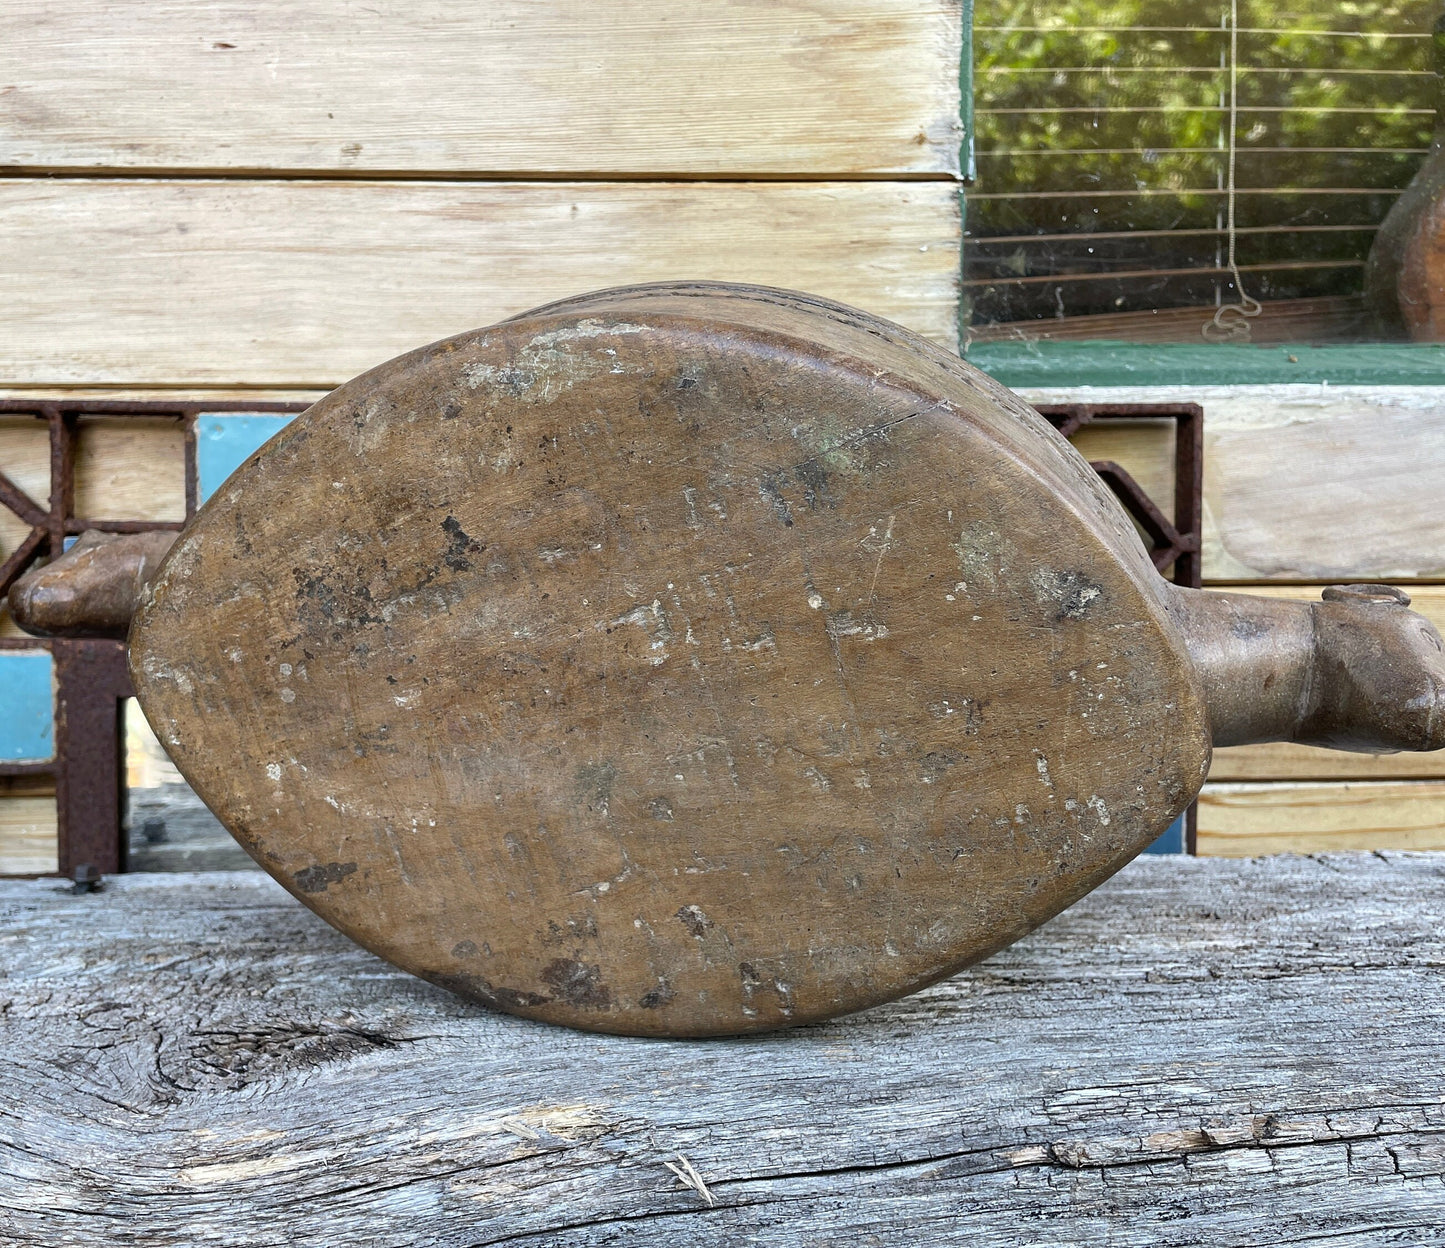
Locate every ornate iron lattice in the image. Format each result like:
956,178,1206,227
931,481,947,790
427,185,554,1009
0,401,308,878
1036,401,1205,852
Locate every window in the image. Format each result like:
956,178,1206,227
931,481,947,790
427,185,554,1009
967,0,1437,343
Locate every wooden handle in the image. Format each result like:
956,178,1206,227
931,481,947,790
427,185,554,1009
1168,584,1445,753
7,529,177,639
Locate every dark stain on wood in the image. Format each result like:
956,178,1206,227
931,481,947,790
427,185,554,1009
292,862,358,894
540,959,612,1010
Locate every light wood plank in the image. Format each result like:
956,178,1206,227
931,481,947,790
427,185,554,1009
1211,739,1445,781
1209,586,1445,781
0,0,961,177
1197,781,1445,857
5,856,1445,1240
0,179,962,386
0,794,57,875
1019,384,1445,583
74,419,186,523
0,389,328,404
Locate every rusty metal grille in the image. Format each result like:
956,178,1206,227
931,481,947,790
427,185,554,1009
0,401,309,878
1037,401,1205,852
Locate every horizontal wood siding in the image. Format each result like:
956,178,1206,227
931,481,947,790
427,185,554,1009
0,5,965,873
1198,782,1445,857
0,793,56,875
0,179,963,386
0,0,961,177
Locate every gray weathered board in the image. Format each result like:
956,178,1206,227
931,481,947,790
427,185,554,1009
3,854,1445,1245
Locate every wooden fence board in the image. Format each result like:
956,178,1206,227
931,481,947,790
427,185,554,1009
1211,740,1445,781
0,793,56,875
0,0,961,177
0,179,962,386
4,856,1445,1242
1019,384,1445,583
73,419,187,523
1197,782,1445,857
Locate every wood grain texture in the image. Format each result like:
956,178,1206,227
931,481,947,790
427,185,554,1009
1197,782,1445,856
1017,384,1445,583
0,179,962,386
0,389,329,403
4,854,1445,1244
0,792,56,874
1213,739,1445,781
73,419,186,523
1210,586,1445,781
0,0,961,177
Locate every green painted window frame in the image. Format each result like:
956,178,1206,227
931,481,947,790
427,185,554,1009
963,340,1445,388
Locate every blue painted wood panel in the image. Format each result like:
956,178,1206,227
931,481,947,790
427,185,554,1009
0,651,54,762
1144,814,1186,855
196,414,297,503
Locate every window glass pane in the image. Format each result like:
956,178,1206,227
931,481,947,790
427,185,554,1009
967,0,1437,343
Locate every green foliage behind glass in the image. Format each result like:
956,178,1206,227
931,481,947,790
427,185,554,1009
969,0,1438,326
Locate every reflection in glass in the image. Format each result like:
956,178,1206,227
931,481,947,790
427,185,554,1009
967,0,1437,342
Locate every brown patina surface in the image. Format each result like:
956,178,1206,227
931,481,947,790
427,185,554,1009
9,529,177,639
129,284,1214,1034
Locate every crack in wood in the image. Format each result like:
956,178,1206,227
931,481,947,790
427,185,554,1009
3,855,1445,1243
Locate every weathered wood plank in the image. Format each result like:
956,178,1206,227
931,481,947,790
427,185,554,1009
1210,586,1445,781
1212,739,1445,780
1019,383,1445,583
1198,782,1445,856
0,0,961,177
0,179,962,385
2,855,1445,1243
0,388,328,404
